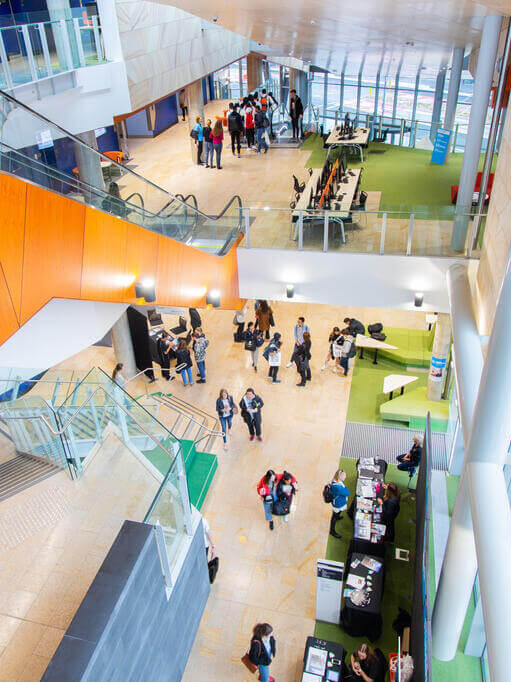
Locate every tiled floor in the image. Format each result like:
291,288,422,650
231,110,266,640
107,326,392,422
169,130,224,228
0,301,429,681
0,434,161,681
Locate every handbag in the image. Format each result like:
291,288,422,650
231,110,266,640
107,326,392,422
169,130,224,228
245,338,256,351
208,556,219,584
268,352,281,367
269,312,275,327
241,653,258,674
332,343,343,358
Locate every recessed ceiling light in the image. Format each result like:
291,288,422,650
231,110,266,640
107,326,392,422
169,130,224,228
311,20,315,24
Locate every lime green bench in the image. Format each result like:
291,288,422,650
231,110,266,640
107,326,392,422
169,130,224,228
377,325,435,368
379,386,449,432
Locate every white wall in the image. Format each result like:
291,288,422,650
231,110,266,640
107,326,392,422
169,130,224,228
0,299,126,377
237,248,479,313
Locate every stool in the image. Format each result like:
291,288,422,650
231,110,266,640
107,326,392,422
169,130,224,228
407,467,417,490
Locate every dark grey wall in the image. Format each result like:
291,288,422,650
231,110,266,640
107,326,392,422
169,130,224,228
42,519,210,682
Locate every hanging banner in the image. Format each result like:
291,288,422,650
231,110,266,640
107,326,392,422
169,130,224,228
431,128,452,165
430,356,447,382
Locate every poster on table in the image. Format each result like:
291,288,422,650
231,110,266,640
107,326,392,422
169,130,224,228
316,559,344,624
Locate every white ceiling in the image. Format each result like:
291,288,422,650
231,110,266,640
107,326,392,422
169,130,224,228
159,0,504,76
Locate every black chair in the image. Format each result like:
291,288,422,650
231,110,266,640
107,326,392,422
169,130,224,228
351,190,368,211
407,466,418,490
373,128,389,143
293,175,305,195
147,309,163,327
170,315,187,335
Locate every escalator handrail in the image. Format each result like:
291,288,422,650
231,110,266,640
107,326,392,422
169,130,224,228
208,194,242,221
0,88,215,221
125,192,145,209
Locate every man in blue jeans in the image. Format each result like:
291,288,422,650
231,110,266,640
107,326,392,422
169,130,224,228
397,435,423,471
254,105,269,153
287,316,310,366
192,328,209,384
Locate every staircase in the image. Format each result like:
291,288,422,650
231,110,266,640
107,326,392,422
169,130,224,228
0,453,60,501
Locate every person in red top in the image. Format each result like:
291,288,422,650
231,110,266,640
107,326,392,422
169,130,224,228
244,103,255,149
257,470,298,530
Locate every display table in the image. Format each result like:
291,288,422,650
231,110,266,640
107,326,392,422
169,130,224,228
348,458,387,558
383,374,418,400
356,334,398,365
325,127,370,161
341,552,385,641
302,636,346,681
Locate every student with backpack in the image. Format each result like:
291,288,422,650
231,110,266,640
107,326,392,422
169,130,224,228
227,103,243,157
244,322,264,372
326,469,350,539
334,329,356,376
244,102,256,149
263,332,282,383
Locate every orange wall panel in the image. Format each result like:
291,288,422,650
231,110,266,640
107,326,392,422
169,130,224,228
0,264,20,345
81,207,128,302
21,184,85,324
124,222,159,301
0,174,27,321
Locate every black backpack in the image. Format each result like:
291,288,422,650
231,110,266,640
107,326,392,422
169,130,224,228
368,322,383,334
323,484,333,503
348,341,357,358
371,332,387,342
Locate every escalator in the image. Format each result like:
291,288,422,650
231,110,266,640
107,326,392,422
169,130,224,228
0,89,243,256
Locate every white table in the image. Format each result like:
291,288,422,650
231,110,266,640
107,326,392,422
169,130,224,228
355,334,398,365
325,127,370,162
383,374,418,400
293,169,362,244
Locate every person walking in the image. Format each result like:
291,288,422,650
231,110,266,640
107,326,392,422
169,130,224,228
295,331,312,386
397,435,423,471
203,119,213,168
254,105,269,153
257,469,277,530
289,88,304,139
247,623,276,682
287,316,310,367
334,328,355,377
178,89,187,121
216,388,235,450
244,322,264,372
191,116,204,165
329,469,350,538
255,300,273,339
264,332,282,383
227,103,243,158
158,331,173,381
175,339,194,386
321,326,342,370
244,101,256,149
239,388,263,441
273,471,298,522
210,119,224,169
112,363,126,389
192,328,209,383
189,307,202,332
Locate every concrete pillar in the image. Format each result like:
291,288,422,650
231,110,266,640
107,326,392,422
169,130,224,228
186,81,204,164
289,68,308,107
73,130,104,206
111,311,137,379
426,313,452,401
451,15,502,251
444,47,464,161
430,66,447,144
247,54,263,92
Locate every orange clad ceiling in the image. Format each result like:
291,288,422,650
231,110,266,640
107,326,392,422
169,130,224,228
0,172,242,347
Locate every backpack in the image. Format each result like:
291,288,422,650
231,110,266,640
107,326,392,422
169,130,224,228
323,484,333,503
190,127,198,140
371,332,387,342
368,323,383,334
245,110,254,128
348,341,357,358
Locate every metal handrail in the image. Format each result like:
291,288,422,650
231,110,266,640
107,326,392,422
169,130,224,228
154,395,224,441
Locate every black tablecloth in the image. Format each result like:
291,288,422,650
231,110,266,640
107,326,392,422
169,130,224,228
348,535,386,560
302,636,346,680
341,552,385,641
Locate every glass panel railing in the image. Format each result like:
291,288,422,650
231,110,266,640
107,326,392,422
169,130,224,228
242,205,485,258
0,90,241,255
0,18,104,89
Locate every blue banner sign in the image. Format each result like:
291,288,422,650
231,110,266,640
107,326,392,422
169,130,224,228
431,128,452,165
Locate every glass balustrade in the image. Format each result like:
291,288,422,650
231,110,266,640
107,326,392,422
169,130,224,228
0,17,104,89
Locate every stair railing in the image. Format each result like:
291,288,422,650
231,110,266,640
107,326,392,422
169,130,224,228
153,395,224,450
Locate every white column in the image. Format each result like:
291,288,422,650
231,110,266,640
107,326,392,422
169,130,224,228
426,313,451,401
444,47,464,161
187,80,204,164
73,130,105,205
431,264,483,660
111,311,137,379
451,16,502,251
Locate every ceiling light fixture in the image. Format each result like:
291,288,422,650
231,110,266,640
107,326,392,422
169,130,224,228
286,284,295,299
414,292,424,308
206,289,221,308
135,278,156,303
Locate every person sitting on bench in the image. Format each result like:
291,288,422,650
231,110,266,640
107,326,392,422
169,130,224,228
397,435,422,472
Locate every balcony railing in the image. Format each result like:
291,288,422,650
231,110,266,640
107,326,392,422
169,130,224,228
0,16,104,89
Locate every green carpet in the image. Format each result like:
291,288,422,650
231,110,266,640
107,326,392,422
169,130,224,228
349,144,497,213
315,459,416,659
379,387,449,433
303,132,328,168
301,132,322,150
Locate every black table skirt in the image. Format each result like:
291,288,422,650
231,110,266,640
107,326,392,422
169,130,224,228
349,536,386,560
341,553,385,642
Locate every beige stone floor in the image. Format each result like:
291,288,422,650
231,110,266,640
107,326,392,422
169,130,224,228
118,99,477,258
0,301,430,681
0,433,161,682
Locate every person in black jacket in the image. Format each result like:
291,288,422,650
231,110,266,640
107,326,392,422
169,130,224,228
227,103,243,157
158,331,175,381
239,388,264,441
289,89,304,139
248,623,276,682
175,339,194,386
344,316,366,337
189,307,201,332
254,105,269,153
376,482,401,543
397,435,423,471
295,331,312,386
216,388,235,450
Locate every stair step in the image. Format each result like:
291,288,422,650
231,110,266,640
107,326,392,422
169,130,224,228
187,451,218,510
0,454,60,501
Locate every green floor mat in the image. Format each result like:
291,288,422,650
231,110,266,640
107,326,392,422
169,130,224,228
301,132,323,150
349,144,497,213
305,148,328,168
187,450,218,510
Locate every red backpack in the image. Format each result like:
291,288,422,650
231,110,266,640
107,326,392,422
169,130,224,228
245,110,254,129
